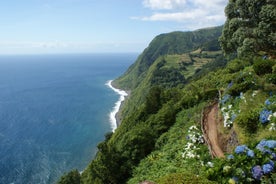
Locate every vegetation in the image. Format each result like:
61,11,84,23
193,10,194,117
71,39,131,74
220,0,276,57
58,1,276,183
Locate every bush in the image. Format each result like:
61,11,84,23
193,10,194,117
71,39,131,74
266,73,276,84
253,58,274,75
236,109,259,133
226,59,251,73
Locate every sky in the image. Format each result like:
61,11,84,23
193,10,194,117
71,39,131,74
0,0,228,54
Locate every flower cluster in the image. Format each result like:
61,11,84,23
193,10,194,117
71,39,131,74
219,93,242,128
260,109,273,124
256,139,276,154
207,139,276,183
234,145,255,157
259,97,276,128
221,103,238,128
182,125,204,159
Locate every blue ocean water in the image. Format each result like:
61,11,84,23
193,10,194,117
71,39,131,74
0,53,136,184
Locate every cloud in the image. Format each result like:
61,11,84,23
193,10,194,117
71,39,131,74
143,0,187,10
134,0,228,30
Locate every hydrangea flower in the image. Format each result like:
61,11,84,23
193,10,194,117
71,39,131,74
262,163,274,174
272,153,276,160
256,139,276,154
221,94,231,105
235,145,248,154
259,109,273,124
265,140,276,148
265,99,271,106
251,165,263,180
268,160,274,167
227,81,233,88
247,149,255,158
227,154,234,160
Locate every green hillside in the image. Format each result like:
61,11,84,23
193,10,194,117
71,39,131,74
58,1,276,183
114,26,223,90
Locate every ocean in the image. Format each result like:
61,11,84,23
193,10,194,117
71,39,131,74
0,53,136,184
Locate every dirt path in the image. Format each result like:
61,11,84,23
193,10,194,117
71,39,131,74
202,103,224,158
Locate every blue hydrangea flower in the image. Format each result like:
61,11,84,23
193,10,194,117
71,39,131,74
247,149,255,158
259,109,273,124
231,114,237,122
227,81,233,88
227,154,234,160
264,140,276,148
268,160,275,167
235,145,248,154
262,163,274,174
265,99,271,106
272,153,276,160
221,94,231,105
252,165,263,180
256,140,273,154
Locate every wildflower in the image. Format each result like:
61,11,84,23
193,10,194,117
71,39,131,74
235,145,248,154
262,163,274,174
251,165,263,180
247,149,255,158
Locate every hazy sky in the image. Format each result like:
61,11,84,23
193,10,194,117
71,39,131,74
0,0,228,54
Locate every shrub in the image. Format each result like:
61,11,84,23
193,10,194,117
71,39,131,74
266,73,276,84
253,58,274,75
226,59,251,73
236,109,259,133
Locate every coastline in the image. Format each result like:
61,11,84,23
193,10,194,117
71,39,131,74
106,80,128,132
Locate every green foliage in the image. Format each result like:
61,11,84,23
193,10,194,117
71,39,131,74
220,0,276,57
57,170,80,184
226,58,251,73
156,172,216,184
227,70,258,96
236,108,260,133
253,58,275,75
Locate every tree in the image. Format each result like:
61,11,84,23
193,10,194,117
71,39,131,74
220,0,276,57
